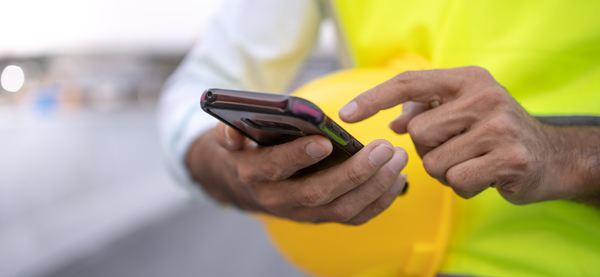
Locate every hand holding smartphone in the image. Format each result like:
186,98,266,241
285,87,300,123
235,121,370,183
193,88,407,226
201,88,364,174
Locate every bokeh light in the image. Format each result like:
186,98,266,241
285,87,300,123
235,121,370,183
1,65,25,92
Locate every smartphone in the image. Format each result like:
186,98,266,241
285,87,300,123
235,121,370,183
200,88,364,174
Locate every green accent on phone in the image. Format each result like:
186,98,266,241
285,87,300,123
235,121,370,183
320,124,347,146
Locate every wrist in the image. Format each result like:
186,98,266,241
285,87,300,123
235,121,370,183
544,125,600,205
186,130,235,204
186,130,265,211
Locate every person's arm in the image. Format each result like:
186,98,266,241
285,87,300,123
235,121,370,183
158,0,323,199
160,0,410,224
542,125,600,207
339,66,600,207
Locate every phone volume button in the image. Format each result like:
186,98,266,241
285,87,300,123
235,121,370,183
353,140,363,151
340,131,350,141
331,123,341,135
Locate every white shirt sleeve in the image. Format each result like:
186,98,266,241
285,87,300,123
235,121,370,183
158,0,324,201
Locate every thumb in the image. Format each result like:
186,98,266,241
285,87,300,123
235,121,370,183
214,122,246,151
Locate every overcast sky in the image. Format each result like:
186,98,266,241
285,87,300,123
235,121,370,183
0,0,222,56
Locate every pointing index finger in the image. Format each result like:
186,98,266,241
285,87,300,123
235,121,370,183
338,67,483,123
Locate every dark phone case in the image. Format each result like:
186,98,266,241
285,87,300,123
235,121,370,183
200,88,364,174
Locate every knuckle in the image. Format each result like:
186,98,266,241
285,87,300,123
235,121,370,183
453,183,472,196
237,163,256,185
474,66,490,75
484,114,517,138
255,191,281,213
463,66,490,77
261,160,286,181
360,88,379,104
393,71,421,88
509,145,532,168
498,184,530,205
471,187,486,197
330,203,357,222
447,168,491,200
406,119,425,140
508,199,528,205
348,197,392,226
346,162,370,186
460,66,498,85
422,154,443,179
447,169,479,197
407,118,438,151
470,87,492,105
480,86,510,106
287,149,306,168
453,188,475,199
445,168,463,188
507,195,531,205
371,175,391,195
396,70,414,82
296,183,329,207
285,209,314,223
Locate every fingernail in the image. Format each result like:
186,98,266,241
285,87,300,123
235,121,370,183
401,180,409,195
339,101,358,118
368,144,394,167
387,149,408,174
390,174,408,195
224,126,233,146
389,106,411,129
305,141,328,158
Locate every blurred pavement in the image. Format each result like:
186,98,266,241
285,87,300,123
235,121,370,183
0,52,337,277
0,108,186,277
44,201,308,277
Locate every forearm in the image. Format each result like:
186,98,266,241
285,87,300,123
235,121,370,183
545,125,600,206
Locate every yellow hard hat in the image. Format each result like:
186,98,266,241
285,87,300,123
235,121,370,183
256,54,456,277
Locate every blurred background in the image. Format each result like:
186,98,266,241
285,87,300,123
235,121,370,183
0,0,338,276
